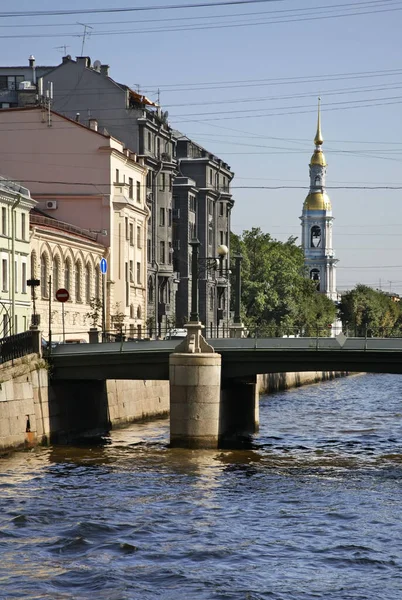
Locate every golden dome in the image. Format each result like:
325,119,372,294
310,149,327,167
304,191,332,211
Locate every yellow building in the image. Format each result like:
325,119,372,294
0,177,35,336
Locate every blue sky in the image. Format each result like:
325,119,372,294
2,0,402,293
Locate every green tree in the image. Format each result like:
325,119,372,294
231,228,336,335
340,284,401,336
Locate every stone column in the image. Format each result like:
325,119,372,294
170,352,222,448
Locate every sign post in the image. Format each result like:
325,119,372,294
100,258,107,342
56,288,70,343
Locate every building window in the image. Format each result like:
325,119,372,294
129,223,134,246
1,258,7,292
136,262,141,284
220,231,224,245
208,223,213,247
148,277,154,302
219,202,224,216
147,238,151,262
95,266,101,299
40,254,48,297
209,200,213,215
136,181,141,202
125,217,128,239
85,264,91,303
159,173,166,191
189,195,196,212
115,169,119,183
137,226,142,249
65,259,71,291
137,305,142,319
156,137,161,157
129,177,133,199
160,241,165,263
168,242,172,265
147,131,152,150
209,170,213,185
129,260,133,282
52,257,60,297
2,207,6,235
311,226,322,248
21,213,26,240
75,261,82,302
146,171,152,189
22,262,27,293
130,304,135,319
168,209,172,227
310,268,320,291
14,260,18,293
159,207,165,227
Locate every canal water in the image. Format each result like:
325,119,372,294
1,373,402,599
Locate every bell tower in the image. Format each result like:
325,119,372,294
300,99,338,301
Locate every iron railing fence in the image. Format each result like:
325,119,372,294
45,324,402,345
0,330,35,363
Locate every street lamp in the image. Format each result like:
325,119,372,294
189,238,229,324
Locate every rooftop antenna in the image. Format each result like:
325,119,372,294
55,45,70,56
77,22,93,56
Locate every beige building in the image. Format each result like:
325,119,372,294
30,211,106,342
0,107,149,337
0,176,35,336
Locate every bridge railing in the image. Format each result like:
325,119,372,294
0,330,35,363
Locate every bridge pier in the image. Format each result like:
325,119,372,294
220,377,259,440
169,353,222,448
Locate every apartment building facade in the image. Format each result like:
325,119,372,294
173,134,234,333
0,107,148,337
39,55,177,335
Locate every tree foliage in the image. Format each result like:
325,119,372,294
339,284,401,335
231,228,336,335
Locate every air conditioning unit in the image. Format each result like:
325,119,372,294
46,200,57,210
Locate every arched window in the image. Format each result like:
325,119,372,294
137,305,142,320
148,277,154,302
85,263,91,303
130,303,135,319
52,256,60,297
314,175,321,186
310,268,320,291
95,266,101,300
40,253,48,298
311,226,321,248
64,258,71,291
75,261,82,302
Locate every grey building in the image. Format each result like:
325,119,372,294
0,56,54,108
38,55,178,335
173,133,234,335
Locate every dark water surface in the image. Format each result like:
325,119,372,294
1,373,402,599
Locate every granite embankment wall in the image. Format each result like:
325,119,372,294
0,354,344,450
0,354,49,451
257,370,347,394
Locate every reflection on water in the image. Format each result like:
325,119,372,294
1,373,402,599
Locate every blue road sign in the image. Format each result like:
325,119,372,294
100,258,107,275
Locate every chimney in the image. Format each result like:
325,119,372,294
62,55,72,64
75,113,80,122
28,55,35,68
100,64,110,77
88,118,98,131
76,57,91,68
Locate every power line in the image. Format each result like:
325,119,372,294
0,0,285,18
0,1,399,36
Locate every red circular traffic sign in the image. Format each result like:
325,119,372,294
56,288,70,303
